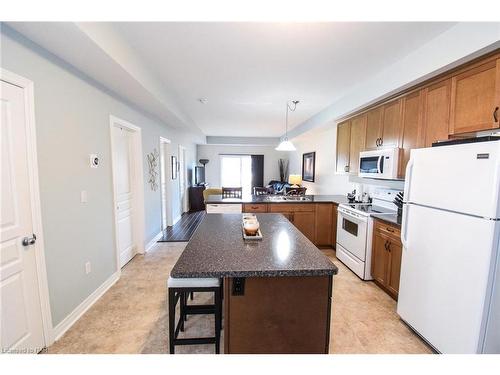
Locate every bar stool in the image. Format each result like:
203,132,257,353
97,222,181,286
167,276,222,354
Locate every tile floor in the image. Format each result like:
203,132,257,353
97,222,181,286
45,242,432,354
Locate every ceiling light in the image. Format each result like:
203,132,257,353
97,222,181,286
276,100,299,151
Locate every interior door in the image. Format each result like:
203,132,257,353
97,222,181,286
113,126,136,267
1,81,45,352
178,146,187,213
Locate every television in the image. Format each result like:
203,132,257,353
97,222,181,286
195,166,205,185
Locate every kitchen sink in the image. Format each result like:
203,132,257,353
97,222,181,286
266,195,311,202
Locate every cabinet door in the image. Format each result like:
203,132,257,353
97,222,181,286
422,79,451,147
399,91,424,178
243,204,268,213
336,120,351,173
450,58,500,134
332,204,338,249
381,99,403,147
365,107,383,150
315,204,333,246
292,211,316,243
348,114,367,174
371,232,389,286
386,239,402,299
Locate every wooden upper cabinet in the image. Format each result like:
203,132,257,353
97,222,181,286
365,107,383,150
336,120,351,173
399,91,424,178
348,114,367,174
422,79,451,147
449,58,500,134
380,99,403,148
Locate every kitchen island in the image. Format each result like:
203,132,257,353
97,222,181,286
170,213,338,353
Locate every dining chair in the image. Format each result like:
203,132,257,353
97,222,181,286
222,187,243,198
253,187,269,196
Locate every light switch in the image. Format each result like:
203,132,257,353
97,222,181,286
81,190,88,203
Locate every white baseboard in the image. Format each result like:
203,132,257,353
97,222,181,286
145,231,163,252
51,271,120,342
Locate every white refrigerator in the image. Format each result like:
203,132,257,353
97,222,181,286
398,139,500,354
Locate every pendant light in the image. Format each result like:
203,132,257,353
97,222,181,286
276,100,299,151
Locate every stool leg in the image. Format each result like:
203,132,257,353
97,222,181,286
180,292,186,332
190,291,194,300
168,288,176,354
214,287,222,354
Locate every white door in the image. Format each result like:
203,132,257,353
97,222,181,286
1,81,45,352
398,203,497,353
112,126,136,267
178,146,187,213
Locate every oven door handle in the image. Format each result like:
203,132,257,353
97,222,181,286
339,208,367,223
377,156,383,174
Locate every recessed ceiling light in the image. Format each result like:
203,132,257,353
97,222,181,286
198,98,208,104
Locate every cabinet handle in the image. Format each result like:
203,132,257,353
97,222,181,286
387,242,391,252
494,107,499,123
386,227,394,233
376,138,380,147
384,241,389,251
344,165,349,172
379,138,383,146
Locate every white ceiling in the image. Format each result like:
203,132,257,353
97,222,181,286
7,22,457,137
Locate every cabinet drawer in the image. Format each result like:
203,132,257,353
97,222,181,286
268,203,315,213
374,220,401,241
243,204,268,213
206,204,242,214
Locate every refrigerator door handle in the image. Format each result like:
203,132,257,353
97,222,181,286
403,156,415,202
401,204,410,250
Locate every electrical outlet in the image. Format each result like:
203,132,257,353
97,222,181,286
85,262,91,275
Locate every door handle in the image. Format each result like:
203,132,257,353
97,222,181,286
22,234,37,247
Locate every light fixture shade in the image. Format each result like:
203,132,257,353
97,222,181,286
275,139,296,151
288,174,302,186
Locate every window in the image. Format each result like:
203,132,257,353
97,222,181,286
220,155,252,196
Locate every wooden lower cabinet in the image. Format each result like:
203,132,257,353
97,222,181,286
315,203,333,247
243,203,268,213
269,204,316,243
224,276,332,353
371,219,402,300
332,204,338,249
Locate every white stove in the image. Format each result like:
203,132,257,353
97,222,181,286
336,189,399,280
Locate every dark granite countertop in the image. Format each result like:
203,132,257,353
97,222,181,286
170,213,338,278
205,194,348,205
371,213,402,228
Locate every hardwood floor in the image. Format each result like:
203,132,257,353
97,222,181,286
44,242,432,354
159,211,206,242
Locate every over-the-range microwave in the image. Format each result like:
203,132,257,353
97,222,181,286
358,148,400,180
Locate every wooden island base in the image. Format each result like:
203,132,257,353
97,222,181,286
223,275,332,354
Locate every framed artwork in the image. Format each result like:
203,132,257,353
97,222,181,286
302,152,315,182
171,156,178,180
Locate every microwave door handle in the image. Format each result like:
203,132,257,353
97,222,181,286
377,156,382,173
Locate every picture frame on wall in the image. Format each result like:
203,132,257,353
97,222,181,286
171,156,178,180
302,152,315,182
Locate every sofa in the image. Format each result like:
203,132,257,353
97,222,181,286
266,180,291,195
